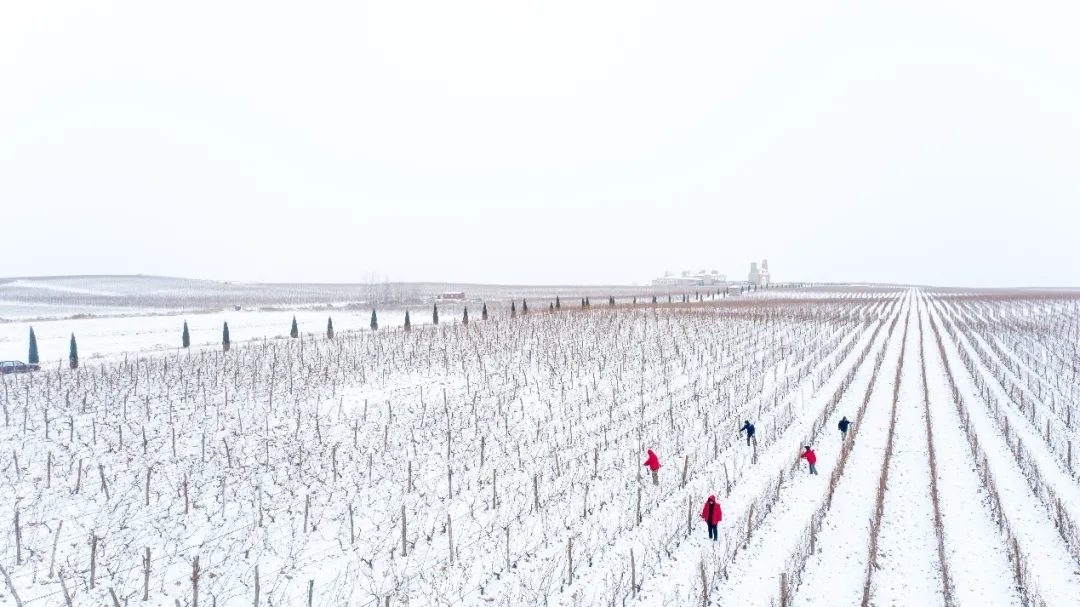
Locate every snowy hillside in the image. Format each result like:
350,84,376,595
1,288,1078,607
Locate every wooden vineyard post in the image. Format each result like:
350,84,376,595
567,537,573,584
307,580,314,607
14,509,21,565
145,469,151,506
594,447,599,479
631,549,636,598
780,572,789,607
349,505,354,544
448,514,454,565
700,560,708,606
506,527,510,571
533,475,539,512
90,533,98,588
492,469,497,510
184,473,190,514
480,436,485,468
75,458,82,494
304,494,310,533
583,484,589,520
687,496,692,536
724,463,731,497
144,548,151,601
192,555,200,607
407,460,412,493
253,565,259,607
49,521,63,579
682,455,689,488
401,505,407,557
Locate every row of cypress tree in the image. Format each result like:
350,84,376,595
25,328,79,369
32,289,753,368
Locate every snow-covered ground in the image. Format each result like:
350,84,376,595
1,287,1078,607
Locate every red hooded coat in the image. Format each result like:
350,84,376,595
801,449,817,465
644,450,660,471
701,496,722,525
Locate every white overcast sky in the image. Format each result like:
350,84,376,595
2,1,1078,287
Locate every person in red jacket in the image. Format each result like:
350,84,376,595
701,495,723,540
801,446,818,475
644,449,661,485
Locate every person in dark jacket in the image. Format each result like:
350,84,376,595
644,449,661,486
801,446,818,475
838,416,851,442
701,495,723,540
739,421,756,446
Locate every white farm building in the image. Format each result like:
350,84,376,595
652,270,727,287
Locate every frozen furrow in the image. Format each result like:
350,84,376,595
920,298,1020,606
625,304,896,606
708,306,896,606
928,301,1080,605
935,300,1080,555
868,294,944,606
790,295,910,607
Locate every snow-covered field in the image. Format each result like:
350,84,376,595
2,288,1078,607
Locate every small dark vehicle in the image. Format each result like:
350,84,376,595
0,361,39,374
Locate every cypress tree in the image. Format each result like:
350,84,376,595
549,302,554,312
182,321,190,348
481,304,488,321
463,307,469,326
433,304,439,325
585,297,590,307
223,322,231,351
633,297,637,305
581,298,585,307
404,310,412,332
556,296,561,309
290,316,299,338
370,310,378,331
69,334,78,369
510,301,516,318
522,299,528,315
668,295,672,303
652,295,657,304
327,317,334,339
28,328,39,365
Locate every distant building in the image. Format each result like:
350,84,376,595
727,285,743,296
438,292,466,300
652,269,727,287
748,260,771,286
